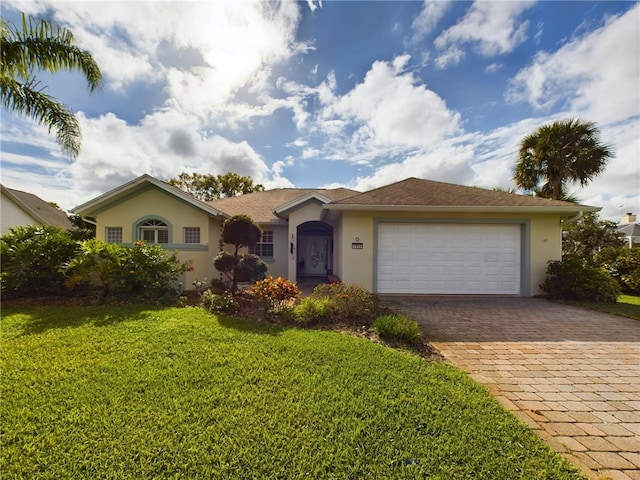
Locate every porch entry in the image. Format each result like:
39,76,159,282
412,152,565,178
297,221,333,278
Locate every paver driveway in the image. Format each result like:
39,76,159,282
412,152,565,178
381,296,640,480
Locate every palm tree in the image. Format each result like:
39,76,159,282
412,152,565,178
1,12,102,158
513,119,613,200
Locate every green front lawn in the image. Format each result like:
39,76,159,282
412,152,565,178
562,294,640,321
1,306,584,479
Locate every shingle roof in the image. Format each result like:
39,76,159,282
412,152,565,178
2,185,74,229
617,223,640,237
330,177,595,210
209,188,359,223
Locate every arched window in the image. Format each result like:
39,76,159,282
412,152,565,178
138,219,169,244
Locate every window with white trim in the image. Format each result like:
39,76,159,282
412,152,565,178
105,227,122,243
138,219,169,244
184,227,200,244
249,230,274,257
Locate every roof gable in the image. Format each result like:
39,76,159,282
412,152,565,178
327,177,599,213
72,174,224,217
209,187,358,223
1,185,74,229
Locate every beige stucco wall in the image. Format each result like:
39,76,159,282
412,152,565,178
334,210,564,296
95,186,222,290
528,214,562,294
1,192,42,234
334,211,374,288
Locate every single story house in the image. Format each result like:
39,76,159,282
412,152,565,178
617,213,639,248
1,184,74,235
72,174,599,296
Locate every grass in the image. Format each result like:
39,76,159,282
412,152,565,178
1,305,585,479
562,294,640,321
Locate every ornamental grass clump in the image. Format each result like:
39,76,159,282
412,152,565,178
310,283,379,325
373,314,422,345
293,296,334,325
251,276,299,319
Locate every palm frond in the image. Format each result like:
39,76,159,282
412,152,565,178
1,13,102,91
1,76,81,158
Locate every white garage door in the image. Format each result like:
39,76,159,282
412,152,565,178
377,223,521,294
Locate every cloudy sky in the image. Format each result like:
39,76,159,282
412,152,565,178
1,0,638,220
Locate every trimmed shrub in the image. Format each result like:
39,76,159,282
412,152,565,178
293,296,335,325
540,254,621,303
1,225,79,298
251,276,300,318
310,283,379,324
373,314,421,345
209,277,230,293
66,240,188,300
118,241,187,296
202,290,239,314
213,252,267,290
234,253,268,283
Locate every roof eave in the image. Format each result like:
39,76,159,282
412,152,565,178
322,204,601,214
1,185,48,224
273,192,332,218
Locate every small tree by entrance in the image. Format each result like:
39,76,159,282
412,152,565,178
213,215,267,292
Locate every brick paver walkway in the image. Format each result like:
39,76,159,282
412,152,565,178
382,296,640,480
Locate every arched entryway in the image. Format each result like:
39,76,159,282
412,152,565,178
297,221,333,279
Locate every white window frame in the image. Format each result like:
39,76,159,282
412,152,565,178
184,227,200,244
138,219,169,244
249,230,274,258
105,227,122,243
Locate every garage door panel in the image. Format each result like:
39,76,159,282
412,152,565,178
377,223,521,294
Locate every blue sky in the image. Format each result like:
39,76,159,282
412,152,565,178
1,0,638,220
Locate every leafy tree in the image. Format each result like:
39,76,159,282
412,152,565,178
213,215,266,291
1,225,79,297
217,172,264,198
68,214,96,240
1,12,102,158
513,119,612,200
168,172,264,201
563,212,625,260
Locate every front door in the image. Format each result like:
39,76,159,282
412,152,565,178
300,235,329,276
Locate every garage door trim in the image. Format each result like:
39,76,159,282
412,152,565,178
373,218,530,295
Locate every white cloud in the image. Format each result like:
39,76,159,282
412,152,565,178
319,55,462,153
434,1,535,67
16,0,305,125
306,0,322,13
411,0,452,41
507,4,640,124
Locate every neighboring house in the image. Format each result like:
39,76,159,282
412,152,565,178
1,184,74,235
617,213,640,248
72,174,599,296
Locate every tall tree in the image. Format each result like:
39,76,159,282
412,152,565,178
563,212,624,260
513,119,612,200
1,12,102,158
168,172,265,201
